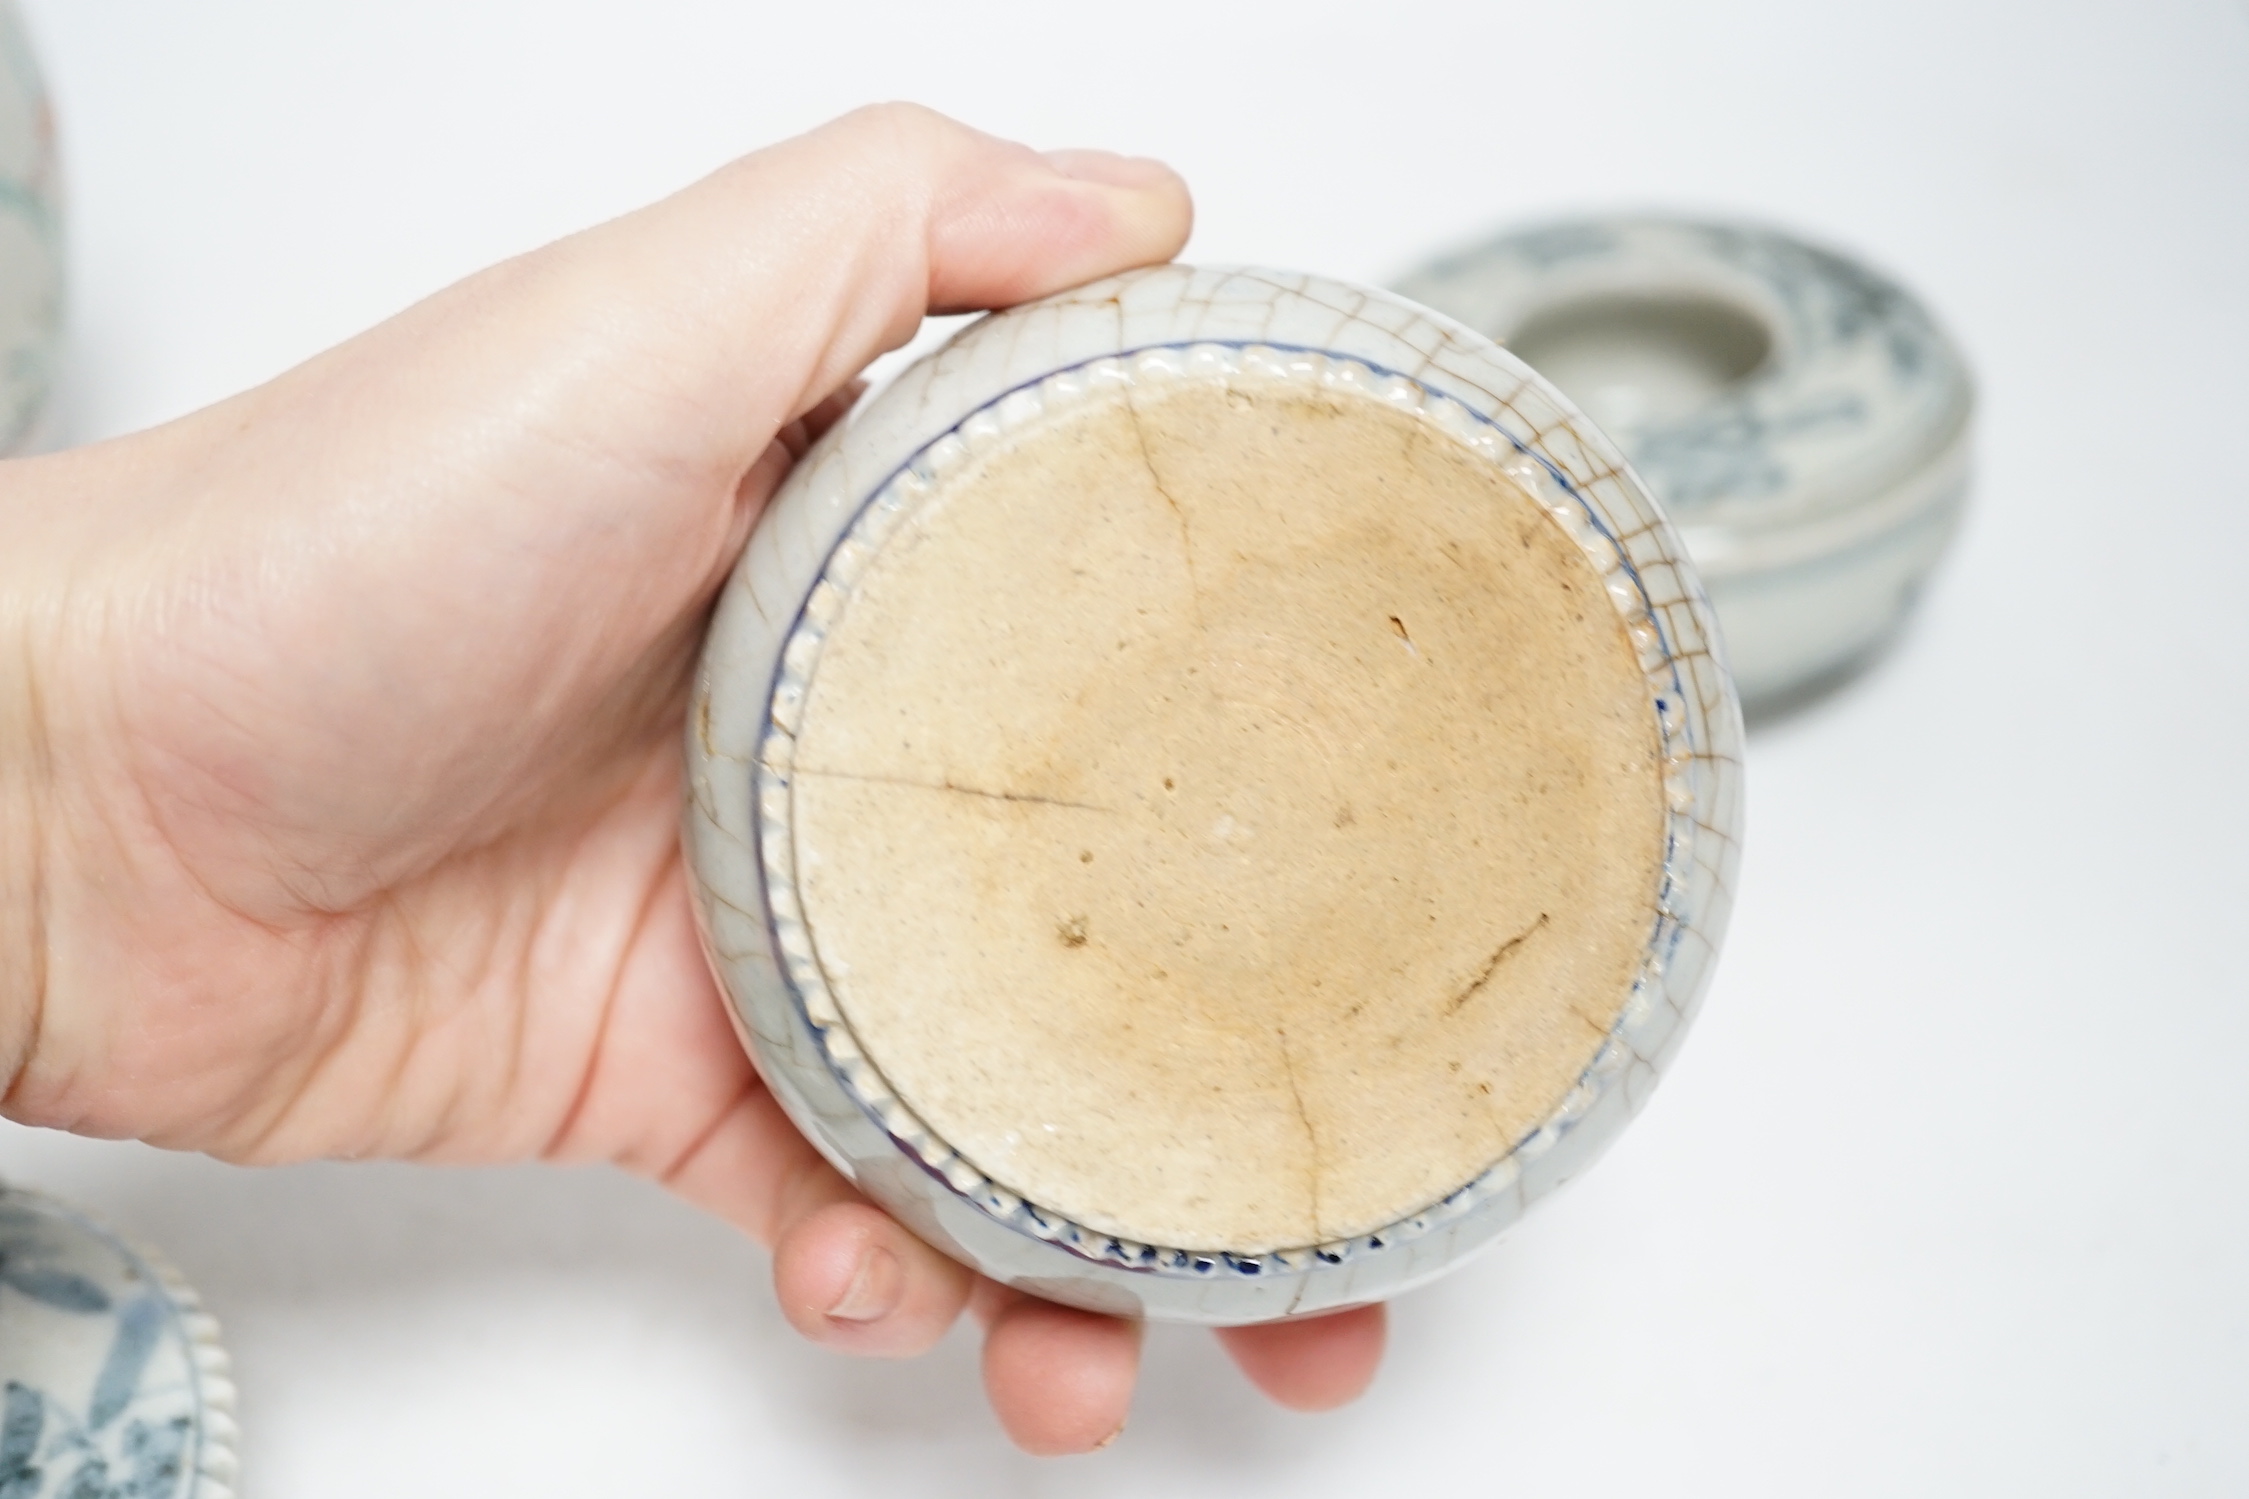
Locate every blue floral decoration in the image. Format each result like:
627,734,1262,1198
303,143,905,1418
0,1189,234,1499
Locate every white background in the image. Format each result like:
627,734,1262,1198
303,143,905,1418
4,1,2247,1494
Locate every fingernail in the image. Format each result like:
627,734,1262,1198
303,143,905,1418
826,1244,903,1323
1092,1421,1126,1451
1042,149,1171,191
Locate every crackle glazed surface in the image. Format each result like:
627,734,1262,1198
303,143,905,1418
685,266,1744,1322
793,368,1666,1253
1395,218,1972,706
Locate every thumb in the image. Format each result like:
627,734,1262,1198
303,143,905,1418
44,105,1189,912
564,101,1195,467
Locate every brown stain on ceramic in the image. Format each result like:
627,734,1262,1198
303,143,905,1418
786,375,1667,1252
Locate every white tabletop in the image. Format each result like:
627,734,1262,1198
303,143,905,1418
6,2,2247,1494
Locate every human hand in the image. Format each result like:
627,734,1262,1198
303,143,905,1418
0,103,1384,1453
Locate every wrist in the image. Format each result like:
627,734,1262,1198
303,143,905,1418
0,438,143,1107
0,463,59,1101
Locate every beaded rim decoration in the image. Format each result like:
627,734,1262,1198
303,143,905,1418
753,341,1707,1279
0,1183,241,1499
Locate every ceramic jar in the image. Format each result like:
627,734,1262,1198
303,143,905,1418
684,265,1743,1323
1396,217,1973,709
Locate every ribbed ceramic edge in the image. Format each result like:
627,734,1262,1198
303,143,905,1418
684,264,1745,1323
0,1182,240,1499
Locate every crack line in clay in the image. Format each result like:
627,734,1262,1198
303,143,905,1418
749,338,1724,1277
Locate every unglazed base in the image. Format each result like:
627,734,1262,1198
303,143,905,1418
788,368,1667,1253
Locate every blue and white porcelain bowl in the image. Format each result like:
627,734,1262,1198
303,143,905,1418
685,265,1743,1324
0,0,61,455
0,1184,238,1499
1396,217,1973,708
